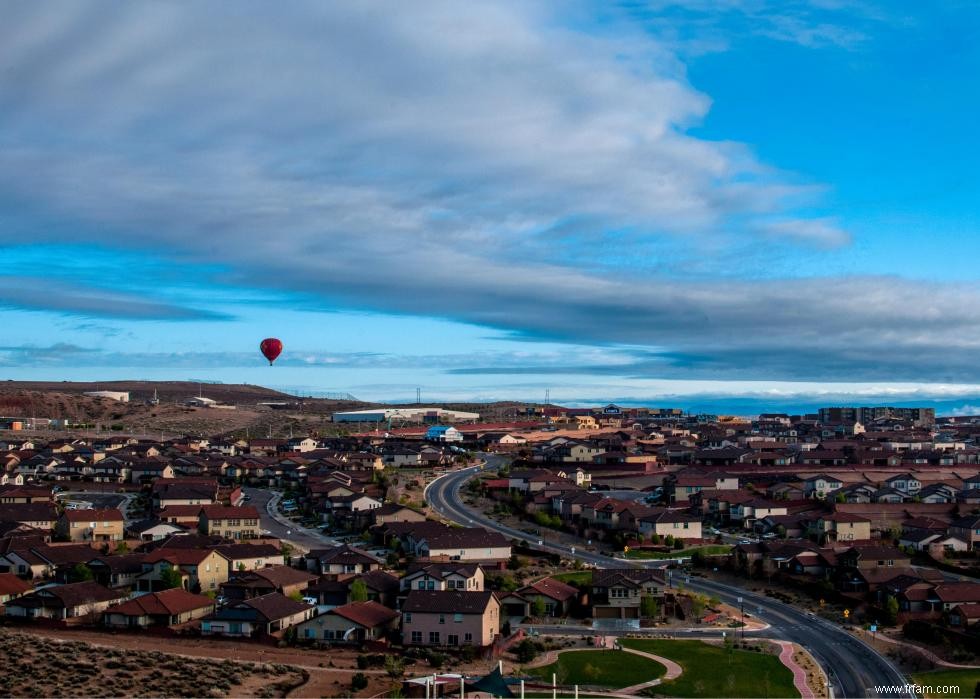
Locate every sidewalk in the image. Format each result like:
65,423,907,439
852,628,980,670
773,640,816,699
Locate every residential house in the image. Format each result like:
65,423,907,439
591,569,665,620
87,554,145,589
202,592,315,637
401,563,485,593
637,509,703,540
138,548,229,593
416,528,511,564
0,502,58,531
127,519,187,542
948,515,980,550
884,473,922,496
295,600,399,644
304,545,381,576
214,543,284,573
103,588,215,628
372,504,427,526
513,577,578,617
198,505,260,540
0,572,31,606
949,603,980,630
220,565,318,601
812,512,872,543
803,475,844,499
401,590,500,648
56,509,125,543
4,581,125,620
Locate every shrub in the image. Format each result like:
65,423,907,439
351,673,369,691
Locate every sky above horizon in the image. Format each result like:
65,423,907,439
2,2,980,413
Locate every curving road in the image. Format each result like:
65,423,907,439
425,461,914,699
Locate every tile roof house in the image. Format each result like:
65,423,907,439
295,600,399,644
402,590,500,648
56,509,125,542
303,545,381,576
202,592,315,637
0,572,31,605
220,565,318,601
401,563,485,593
4,581,126,620
103,588,215,628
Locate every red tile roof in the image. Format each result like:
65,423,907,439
107,588,214,617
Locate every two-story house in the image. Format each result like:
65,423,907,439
401,590,500,648
56,509,124,542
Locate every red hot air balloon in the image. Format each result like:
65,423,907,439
260,338,283,366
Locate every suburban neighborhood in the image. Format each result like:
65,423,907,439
0,398,978,697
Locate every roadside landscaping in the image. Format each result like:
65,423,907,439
621,638,800,698
625,545,732,560
527,648,667,688
910,670,980,698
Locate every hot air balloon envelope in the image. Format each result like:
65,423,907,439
260,338,283,365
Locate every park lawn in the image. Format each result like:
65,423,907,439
551,571,592,585
621,638,800,698
527,649,666,688
911,670,980,698
625,545,732,560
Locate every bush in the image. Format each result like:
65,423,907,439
351,673,368,691
514,639,544,664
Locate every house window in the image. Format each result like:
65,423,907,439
447,634,459,646
610,588,627,598
464,632,473,644
429,632,440,644
405,613,412,623
411,631,422,644
454,613,463,623
417,581,426,590
439,614,445,624
427,581,435,590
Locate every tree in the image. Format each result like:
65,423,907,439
159,566,183,590
690,595,706,620
885,595,900,626
664,534,675,547
350,579,369,602
280,541,294,564
114,541,129,554
640,596,659,619
70,563,94,582
531,597,547,618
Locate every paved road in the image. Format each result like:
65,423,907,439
243,487,340,553
425,461,914,699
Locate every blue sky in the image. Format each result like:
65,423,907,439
2,1,980,413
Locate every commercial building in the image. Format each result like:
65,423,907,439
332,408,480,424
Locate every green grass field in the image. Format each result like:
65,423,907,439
526,649,666,688
621,638,800,698
625,545,732,560
911,669,980,698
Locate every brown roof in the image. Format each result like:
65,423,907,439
63,509,124,522
107,588,214,617
0,573,32,596
402,590,496,614
143,548,215,566
238,592,312,621
26,581,123,608
519,577,578,602
200,505,260,520
250,565,318,587
328,600,399,628
935,583,980,604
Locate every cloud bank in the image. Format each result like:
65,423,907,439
0,2,975,384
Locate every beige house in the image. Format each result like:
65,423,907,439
138,548,229,593
199,505,260,540
103,588,215,628
214,543,285,572
57,509,125,542
402,590,500,648
814,512,872,542
590,569,665,620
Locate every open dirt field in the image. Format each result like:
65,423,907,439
0,629,308,698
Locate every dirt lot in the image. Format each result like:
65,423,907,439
0,629,308,698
